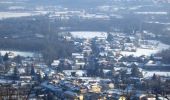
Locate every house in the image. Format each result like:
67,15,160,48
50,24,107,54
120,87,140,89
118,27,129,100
106,89,128,100
73,62,85,70
79,86,88,94
100,79,114,89
86,93,106,100
64,36,72,41
118,95,127,100
82,46,92,56
63,91,84,100
51,60,60,67
98,58,108,65
20,75,32,83
8,52,15,58
72,53,84,58
72,53,85,70
88,84,101,93
63,70,87,77
99,52,108,57
19,67,30,75
123,43,136,52
102,69,112,77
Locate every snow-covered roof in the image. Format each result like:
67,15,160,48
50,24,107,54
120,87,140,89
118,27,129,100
51,60,60,66
41,82,62,92
63,70,87,76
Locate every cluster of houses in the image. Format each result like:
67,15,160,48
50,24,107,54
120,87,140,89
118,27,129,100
0,32,169,99
43,32,170,99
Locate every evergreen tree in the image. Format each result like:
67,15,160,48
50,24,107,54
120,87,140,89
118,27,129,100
36,73,42,83
44,74,49,80
31,65,35,75
13,66,19,80
3,53,9,62
131,65,143,78
14,55,22,63
107,33,113,42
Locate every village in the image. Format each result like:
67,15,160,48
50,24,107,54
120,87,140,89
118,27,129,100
0,31,169,100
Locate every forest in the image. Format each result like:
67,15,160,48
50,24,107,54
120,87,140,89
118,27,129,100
0,16,75,64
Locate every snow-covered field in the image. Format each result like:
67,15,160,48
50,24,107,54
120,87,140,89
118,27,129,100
70,31,108,39
146,21,170,25
0,12,35,19
121,41,170,57
0,11,48,19
0,79,13,84
8,6,25,10
0,50,34,57
143,70,170,78
135,12,168,15
0,1,15,4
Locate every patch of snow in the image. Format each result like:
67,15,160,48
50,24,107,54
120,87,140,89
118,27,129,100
135,12,168,15
0,79,13,84
129,6,142,10
143,70,170,78
121,41,170,57
34,11,49,15
0,12,47,20
0,1,14,4
146,21,170,25
0,50,34,57
8,6,25,10
70,31,108,39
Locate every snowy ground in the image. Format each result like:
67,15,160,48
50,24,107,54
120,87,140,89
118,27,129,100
135,12,168,15
0,12,47,19
146,21,170,25
143,70,170,78
70,31,108,39
0,12,35,19
0,50,34,57
0,1,16,4
121,41,170,57
0,79,13,84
